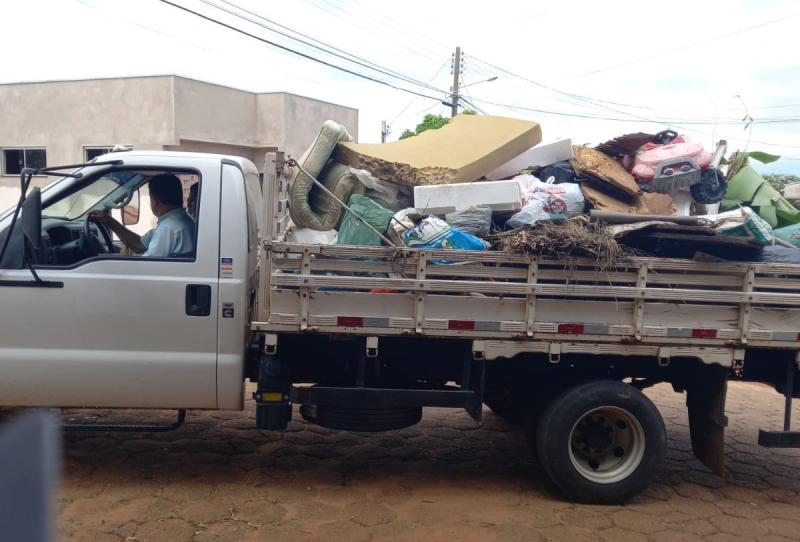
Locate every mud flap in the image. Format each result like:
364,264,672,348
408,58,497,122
685,364,729,475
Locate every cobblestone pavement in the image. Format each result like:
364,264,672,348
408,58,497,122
57,382,800,542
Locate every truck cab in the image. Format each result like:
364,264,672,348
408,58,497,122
0,151,261,410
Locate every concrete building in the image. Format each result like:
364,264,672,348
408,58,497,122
0,75,358,210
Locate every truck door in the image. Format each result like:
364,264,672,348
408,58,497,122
0,158,221,409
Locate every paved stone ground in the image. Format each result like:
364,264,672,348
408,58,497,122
56,382,800,542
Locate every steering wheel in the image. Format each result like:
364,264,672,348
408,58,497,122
80,214,115,257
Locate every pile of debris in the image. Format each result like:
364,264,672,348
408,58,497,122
490,220,623,269
286,115,800,265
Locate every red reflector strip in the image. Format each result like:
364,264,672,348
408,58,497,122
691,328,718,339
337,316,364,327
448,320,475,330
558,323,585,335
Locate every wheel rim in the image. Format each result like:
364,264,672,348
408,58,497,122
568,406,646,485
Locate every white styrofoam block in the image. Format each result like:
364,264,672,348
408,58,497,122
485,139,573,181
414,180,522,215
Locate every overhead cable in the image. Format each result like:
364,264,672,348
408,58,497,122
204,0,446,93
156,0,447,103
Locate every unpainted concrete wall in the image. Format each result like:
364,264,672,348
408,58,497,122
173,77,258,147
0,76,175,211
284,93,358,161
0,77,359,212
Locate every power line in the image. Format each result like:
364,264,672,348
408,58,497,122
72,0,213,53
570,10,800,79
300,0,446,63
471,96,800,150
156,0,447,103
151,0,800,150
468,54,800,125
338,0,452,58
341,0,452,53
469,54,715,123
198,0,446,93
469,53,800,121
390,59,449,125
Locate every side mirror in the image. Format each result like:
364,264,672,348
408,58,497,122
122,189,140,226
21,188,42,251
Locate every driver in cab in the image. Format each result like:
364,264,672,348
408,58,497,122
91,174,195,258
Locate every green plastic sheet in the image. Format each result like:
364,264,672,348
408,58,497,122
724,166,800,228
336,194,394,246
774,223,800,248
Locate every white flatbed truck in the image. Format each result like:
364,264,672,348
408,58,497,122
2,149,800,503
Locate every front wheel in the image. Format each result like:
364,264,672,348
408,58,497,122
534,380,665,504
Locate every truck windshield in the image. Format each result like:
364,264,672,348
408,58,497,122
44,171,142,220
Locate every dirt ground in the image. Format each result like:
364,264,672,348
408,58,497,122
57,382,800,542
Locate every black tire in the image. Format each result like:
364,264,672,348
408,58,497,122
534,380,665,504
486,382,562,427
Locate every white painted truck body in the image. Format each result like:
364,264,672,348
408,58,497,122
1,148,799,503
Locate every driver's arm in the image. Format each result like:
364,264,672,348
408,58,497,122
89,211,145,254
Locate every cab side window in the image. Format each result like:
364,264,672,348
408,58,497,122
39,170,201,267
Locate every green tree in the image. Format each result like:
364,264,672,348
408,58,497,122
414,114,450,135
399,114,449,140
397,111,478,141
764,173,800,192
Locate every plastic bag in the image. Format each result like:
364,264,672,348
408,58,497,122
388,207,424,246
336,194,394,246
773,223,800,248
709,207,774,246
445,206,492,238
513,174,542,201
288,228,337,245
506,200,550,229
506,178,584,229
754,246,800,263
350,168,414,211
403,216,489,252
529,160,577,184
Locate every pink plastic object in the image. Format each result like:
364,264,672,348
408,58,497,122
632,135,711,181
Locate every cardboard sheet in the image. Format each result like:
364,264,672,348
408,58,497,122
572,145,640,198
333,115,542,186
581,184,676,215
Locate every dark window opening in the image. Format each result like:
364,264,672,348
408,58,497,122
84,147,113,162
2,148,47,175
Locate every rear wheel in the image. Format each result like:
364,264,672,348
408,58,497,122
534,380,665,504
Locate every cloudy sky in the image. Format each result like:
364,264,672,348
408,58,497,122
3,0,800,173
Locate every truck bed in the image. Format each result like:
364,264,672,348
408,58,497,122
254,241,800,365
255,151,800,367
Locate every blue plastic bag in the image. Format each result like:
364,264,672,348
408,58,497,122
403,217,488,263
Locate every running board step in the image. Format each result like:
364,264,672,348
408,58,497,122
63,410,186,432
758,429,800,448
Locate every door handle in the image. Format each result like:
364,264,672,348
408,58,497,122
186,284,211,316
